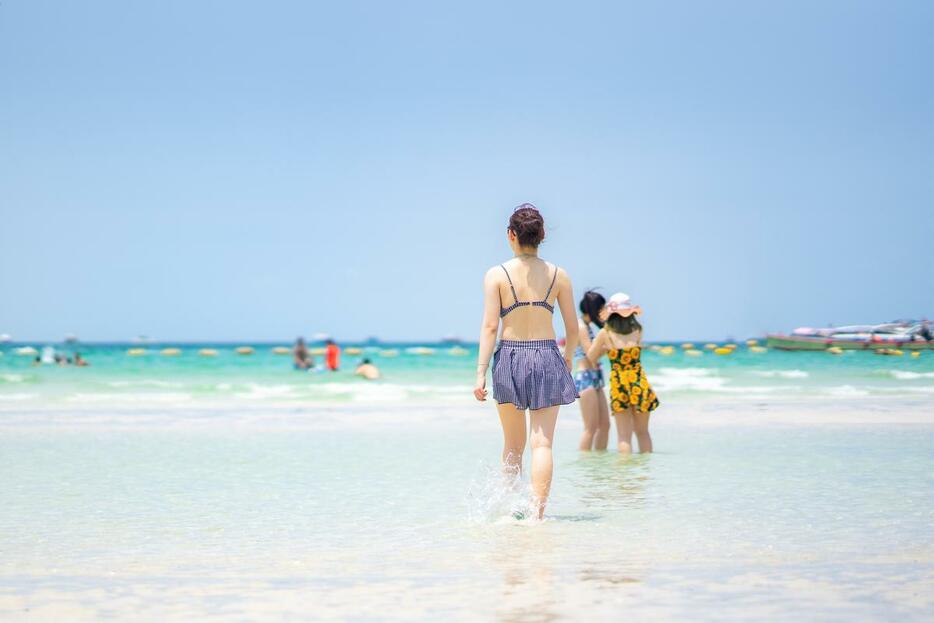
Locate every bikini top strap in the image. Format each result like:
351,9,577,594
542,265,559,301
500,264,519,304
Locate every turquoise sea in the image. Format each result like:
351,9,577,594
2,341,934,407
1,342,933,620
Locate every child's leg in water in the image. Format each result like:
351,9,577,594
594,387,611,451
614,409,634,454
633,409,653,453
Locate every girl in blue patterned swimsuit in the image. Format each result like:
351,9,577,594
574,291,610,451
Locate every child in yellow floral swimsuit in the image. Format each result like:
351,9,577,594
586,292,659,454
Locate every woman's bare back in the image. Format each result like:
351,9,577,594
493,257,564,341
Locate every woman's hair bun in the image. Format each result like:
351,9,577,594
509,204,545,248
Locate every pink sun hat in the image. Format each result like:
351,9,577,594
606,292,640,317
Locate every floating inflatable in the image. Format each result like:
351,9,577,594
15,346,37,356
657,346,675,356
127,348,148,356
685,349,702,356
681,343,694,349
874,348,903,356
160,348,181,356
827,347,843,355
406,347,436,355
704,343,718,350
271,346,290,355
379,349,399,357
199,348,218,357
749,346,768,353
235,346,254,355
911,351,921,358
345,347,363,355
746,339,759,347
310,347,326,356
448,346,469,356
714,347,733,355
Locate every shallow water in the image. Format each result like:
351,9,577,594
1,401,932,621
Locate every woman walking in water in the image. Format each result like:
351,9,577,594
474,204,579,519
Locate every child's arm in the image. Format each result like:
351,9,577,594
586,329,608,366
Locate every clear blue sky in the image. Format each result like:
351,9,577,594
2,1,932,342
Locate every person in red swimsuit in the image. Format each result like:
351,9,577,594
325,339,340,372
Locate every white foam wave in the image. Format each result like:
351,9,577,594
1,374,26,383
752,370,809,379
653,368,725,392
234,384,298,400
66,392,193,403
824,385,870,398
888,371,934,380
108,379,185,388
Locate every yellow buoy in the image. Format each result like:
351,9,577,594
379,349,399,357
827,347,843,355
199,348,218,357
874,348,903,356
714,347,732,355
235,346,254,355
658,346,675,356
746,339,759,347
750,346,768,353
127,348,148,356
685,349,702,356
271,346,290,355
911,351,921,358
160,348,181,356
345,347,363,355
681,343,694,349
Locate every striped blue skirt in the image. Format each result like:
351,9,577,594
492,340,579,411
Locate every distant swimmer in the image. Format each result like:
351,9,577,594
293,337,314,370
32,356,41,366
354,358,381,380
74,353,90,367
325,339,340,371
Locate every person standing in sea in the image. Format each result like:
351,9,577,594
574,291,610,451
474,204,579,519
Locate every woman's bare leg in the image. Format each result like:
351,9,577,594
577,387,599,450
594,387,610,451
633,409,653,453
614,409,634,455
529,406,560,519
497,403,527,477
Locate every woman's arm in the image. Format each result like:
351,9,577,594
586,329,608,366
474,269,501,401
555,268,577,371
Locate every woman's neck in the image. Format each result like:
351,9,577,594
514,248,538,259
